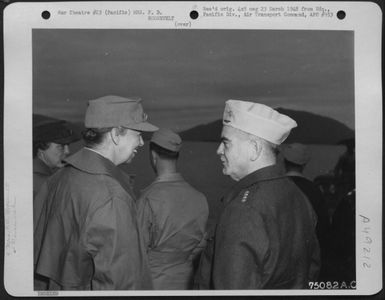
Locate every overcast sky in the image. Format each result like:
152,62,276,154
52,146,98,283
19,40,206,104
33,29,354,131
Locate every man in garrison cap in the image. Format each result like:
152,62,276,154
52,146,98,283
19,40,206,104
33,119,79,197
196,100,320,289
281,143,330,280
137,128,209,289
34,95,158,290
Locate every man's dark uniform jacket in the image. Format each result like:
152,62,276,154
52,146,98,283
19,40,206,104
288,175,330,260
196,164,320,289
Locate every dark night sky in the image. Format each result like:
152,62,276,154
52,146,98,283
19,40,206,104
33,29,354,131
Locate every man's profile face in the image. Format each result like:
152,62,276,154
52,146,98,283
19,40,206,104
39,142,70,169
216,125,252,181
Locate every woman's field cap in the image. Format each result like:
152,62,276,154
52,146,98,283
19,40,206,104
33,121,79,145
281,143,311,165
223,100,297,145
151,128,182,152
85,95,158,132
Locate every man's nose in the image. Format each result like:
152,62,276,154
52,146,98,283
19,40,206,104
217,143,224,155
63,145,70,155
139,136,144,147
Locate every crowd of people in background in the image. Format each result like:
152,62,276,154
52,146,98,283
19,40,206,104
315,138,356,283
282,141,356,283
33,95,355,290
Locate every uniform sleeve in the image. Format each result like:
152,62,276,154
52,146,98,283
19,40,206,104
136,194,154,249
308,205,321,282
33,181,49,232
33,173,46,199
213,204,269,289
194,230,214,289
308,235,321,282
34,181,51,266
85,196,144,290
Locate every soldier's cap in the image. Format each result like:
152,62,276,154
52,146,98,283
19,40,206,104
223,100,297,145
85,95,158,132
151,128,182,152
281,143,310,165
33,120,79,145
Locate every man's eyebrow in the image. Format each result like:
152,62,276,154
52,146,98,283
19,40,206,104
220,137,230,142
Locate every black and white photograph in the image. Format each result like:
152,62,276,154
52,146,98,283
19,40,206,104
3,1,382,296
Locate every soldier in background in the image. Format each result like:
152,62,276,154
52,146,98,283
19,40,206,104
334,138,355,206
313,174,338,223
34,95,157,290
33,120,80,290
281,143,330,280
329,189,356,282
334,138,355,189
329,138,356,283
33,120,79,197
197,100,320,289
137,128,209,289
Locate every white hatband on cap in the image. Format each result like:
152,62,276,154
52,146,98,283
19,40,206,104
223,100,297,145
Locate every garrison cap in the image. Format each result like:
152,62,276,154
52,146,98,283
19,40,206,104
281,143,311,165
33,121,79,145
85,95,158,132
223,100,297,145
151,128,182,152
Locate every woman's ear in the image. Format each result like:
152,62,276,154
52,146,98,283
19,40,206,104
110,128,120,145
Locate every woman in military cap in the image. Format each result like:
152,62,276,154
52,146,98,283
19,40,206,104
33,119,79,196
34,95,158,290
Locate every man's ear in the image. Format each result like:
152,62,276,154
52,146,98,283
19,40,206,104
150,149,158,173
151,150,158,163
110,128,120,145
250,139,262,161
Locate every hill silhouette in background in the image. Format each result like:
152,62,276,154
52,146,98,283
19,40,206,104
180,108,354,145
34,108,354,145
33,114,61,126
